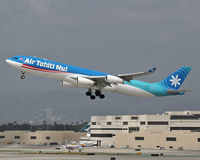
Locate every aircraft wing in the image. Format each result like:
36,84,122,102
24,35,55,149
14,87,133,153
117,67,157,81
87,67,157,82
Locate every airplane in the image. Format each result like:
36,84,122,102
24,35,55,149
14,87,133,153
6,56,192,100
63,144,82,150
79,123,97,147
79,139,97,147
57,144,82,151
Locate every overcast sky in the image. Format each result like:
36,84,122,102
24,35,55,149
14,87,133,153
0,0,200,123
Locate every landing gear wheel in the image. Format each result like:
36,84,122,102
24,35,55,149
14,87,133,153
21,75,25,79
90,95,96,100
95,90,101,96
86,91,91,96
99,94,105,99
86,89,92,96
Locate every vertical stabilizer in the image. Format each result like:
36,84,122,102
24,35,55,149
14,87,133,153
157,66,191,90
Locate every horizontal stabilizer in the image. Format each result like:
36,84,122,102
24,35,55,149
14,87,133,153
167,89,192,95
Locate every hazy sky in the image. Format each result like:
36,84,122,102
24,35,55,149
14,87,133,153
0,0,200,123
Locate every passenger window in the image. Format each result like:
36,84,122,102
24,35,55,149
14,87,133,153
13,57,17,59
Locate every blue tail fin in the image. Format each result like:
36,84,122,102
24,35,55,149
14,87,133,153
158,66,192,90
80,123,90,132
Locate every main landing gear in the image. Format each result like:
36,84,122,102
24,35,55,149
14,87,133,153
86,89,105,100
21,71,25,79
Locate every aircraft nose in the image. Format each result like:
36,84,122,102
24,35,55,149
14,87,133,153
6,59,12,65
6,59,10,64
6,58,16,67
6,58,22,69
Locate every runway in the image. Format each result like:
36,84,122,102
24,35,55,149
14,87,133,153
1,144,200,160
1,153,200,160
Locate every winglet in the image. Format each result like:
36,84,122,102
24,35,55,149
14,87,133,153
148,67,157,73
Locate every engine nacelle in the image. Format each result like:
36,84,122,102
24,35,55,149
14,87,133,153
63,77,95,88
105,75,123,83
60,81,74,87
77,77,95,87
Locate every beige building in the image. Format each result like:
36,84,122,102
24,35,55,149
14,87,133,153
115,131,200,150
0,131,86,145
90,111,200,150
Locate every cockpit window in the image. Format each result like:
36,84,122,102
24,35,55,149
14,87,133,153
13,57,18,59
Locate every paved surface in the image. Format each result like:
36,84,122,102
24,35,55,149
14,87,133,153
1,153,200,160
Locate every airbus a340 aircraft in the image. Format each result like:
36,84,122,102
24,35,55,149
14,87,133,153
6,56,191,100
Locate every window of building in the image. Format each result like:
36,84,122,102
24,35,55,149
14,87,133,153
90,128,127,130
169,146,173,148
147,121,168,125
170,127,200,131
91,134,114,138
131,117,138,120
0,136,5,139
30,136,37,139
156,146,160,149
166,137,176,141
135,137,144,140
197,138,200,142
92,122,96,125
46,136,50,140
123,122,128,125
14,136,20,139
107,122,112,125
194,114,200,118
140,121,145,125
170,115,198,120
129,127,139,132
115,117,121,120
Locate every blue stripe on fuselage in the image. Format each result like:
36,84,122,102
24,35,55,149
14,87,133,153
9,56,108,76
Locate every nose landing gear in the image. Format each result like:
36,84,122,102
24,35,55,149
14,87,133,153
21,71,25,79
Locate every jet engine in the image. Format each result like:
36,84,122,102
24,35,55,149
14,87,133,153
76,77,95,87
105,75,123,83
60,81,74,87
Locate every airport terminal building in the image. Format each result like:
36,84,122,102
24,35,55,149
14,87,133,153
1,110,200,150
90,111,200,150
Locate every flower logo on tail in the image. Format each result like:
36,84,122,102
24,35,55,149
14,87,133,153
170,75,181,87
